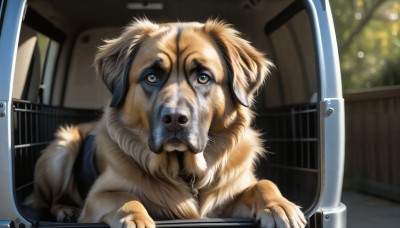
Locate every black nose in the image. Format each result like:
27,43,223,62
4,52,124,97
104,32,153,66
161,108,190,131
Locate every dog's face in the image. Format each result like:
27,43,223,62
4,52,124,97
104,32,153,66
132,25,225,154
96,19,270,156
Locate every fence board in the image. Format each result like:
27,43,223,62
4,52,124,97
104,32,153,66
344,86,400,201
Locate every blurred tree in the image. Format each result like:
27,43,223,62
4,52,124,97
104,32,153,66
331,0,400,90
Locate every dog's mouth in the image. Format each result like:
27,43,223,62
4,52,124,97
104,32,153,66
148,132,205,154
152,136,208,188
164,138,188,152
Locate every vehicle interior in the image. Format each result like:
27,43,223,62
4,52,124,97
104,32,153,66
13,0,321,226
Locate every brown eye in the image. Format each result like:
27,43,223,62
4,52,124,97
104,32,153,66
146,73,158,83
197,73,211,84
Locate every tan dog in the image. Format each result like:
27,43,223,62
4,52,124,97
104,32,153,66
25,19,306,228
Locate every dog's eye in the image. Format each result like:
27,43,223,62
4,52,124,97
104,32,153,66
197,73,211,84
146,73,158,83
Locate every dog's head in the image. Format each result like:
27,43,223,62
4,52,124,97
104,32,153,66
95,18,271,156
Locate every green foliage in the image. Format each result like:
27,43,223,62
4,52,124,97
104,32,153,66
331,0,400,90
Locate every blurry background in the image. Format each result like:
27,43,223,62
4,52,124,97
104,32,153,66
331,0,400,227
332,0,399,90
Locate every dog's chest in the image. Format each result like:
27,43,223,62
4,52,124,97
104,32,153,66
175,152,199,198
179,171,199,199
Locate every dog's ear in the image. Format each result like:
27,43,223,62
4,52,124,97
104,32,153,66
204,20,273,107
95,18,158,107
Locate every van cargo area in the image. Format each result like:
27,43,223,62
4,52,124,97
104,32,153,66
0,0,346,227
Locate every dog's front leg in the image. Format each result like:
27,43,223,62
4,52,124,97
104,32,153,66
79,191,155,228
229,180,307,228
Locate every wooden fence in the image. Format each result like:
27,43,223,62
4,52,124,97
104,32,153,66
344,86,400,201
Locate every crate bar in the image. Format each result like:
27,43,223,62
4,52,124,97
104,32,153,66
14,142,50,149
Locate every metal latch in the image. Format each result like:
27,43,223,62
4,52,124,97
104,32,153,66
324,99,335,117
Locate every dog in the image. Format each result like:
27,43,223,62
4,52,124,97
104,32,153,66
24,19,306,228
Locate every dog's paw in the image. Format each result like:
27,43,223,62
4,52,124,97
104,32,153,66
117,214,155,228
52,205,80,223
257,199,306,228
114,201,156,228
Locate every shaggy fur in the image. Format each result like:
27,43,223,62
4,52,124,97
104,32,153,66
25,19,306,228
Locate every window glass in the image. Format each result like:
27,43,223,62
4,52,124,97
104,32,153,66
13,24,59,103
263,10,318,107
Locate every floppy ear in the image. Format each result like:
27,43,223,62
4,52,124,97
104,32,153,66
95,18,158,107
204,20,273,107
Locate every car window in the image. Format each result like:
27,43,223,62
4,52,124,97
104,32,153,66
13,24,60,104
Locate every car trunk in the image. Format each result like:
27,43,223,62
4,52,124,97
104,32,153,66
4,0,345,227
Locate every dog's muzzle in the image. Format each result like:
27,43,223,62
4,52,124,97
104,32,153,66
148,104,205,154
